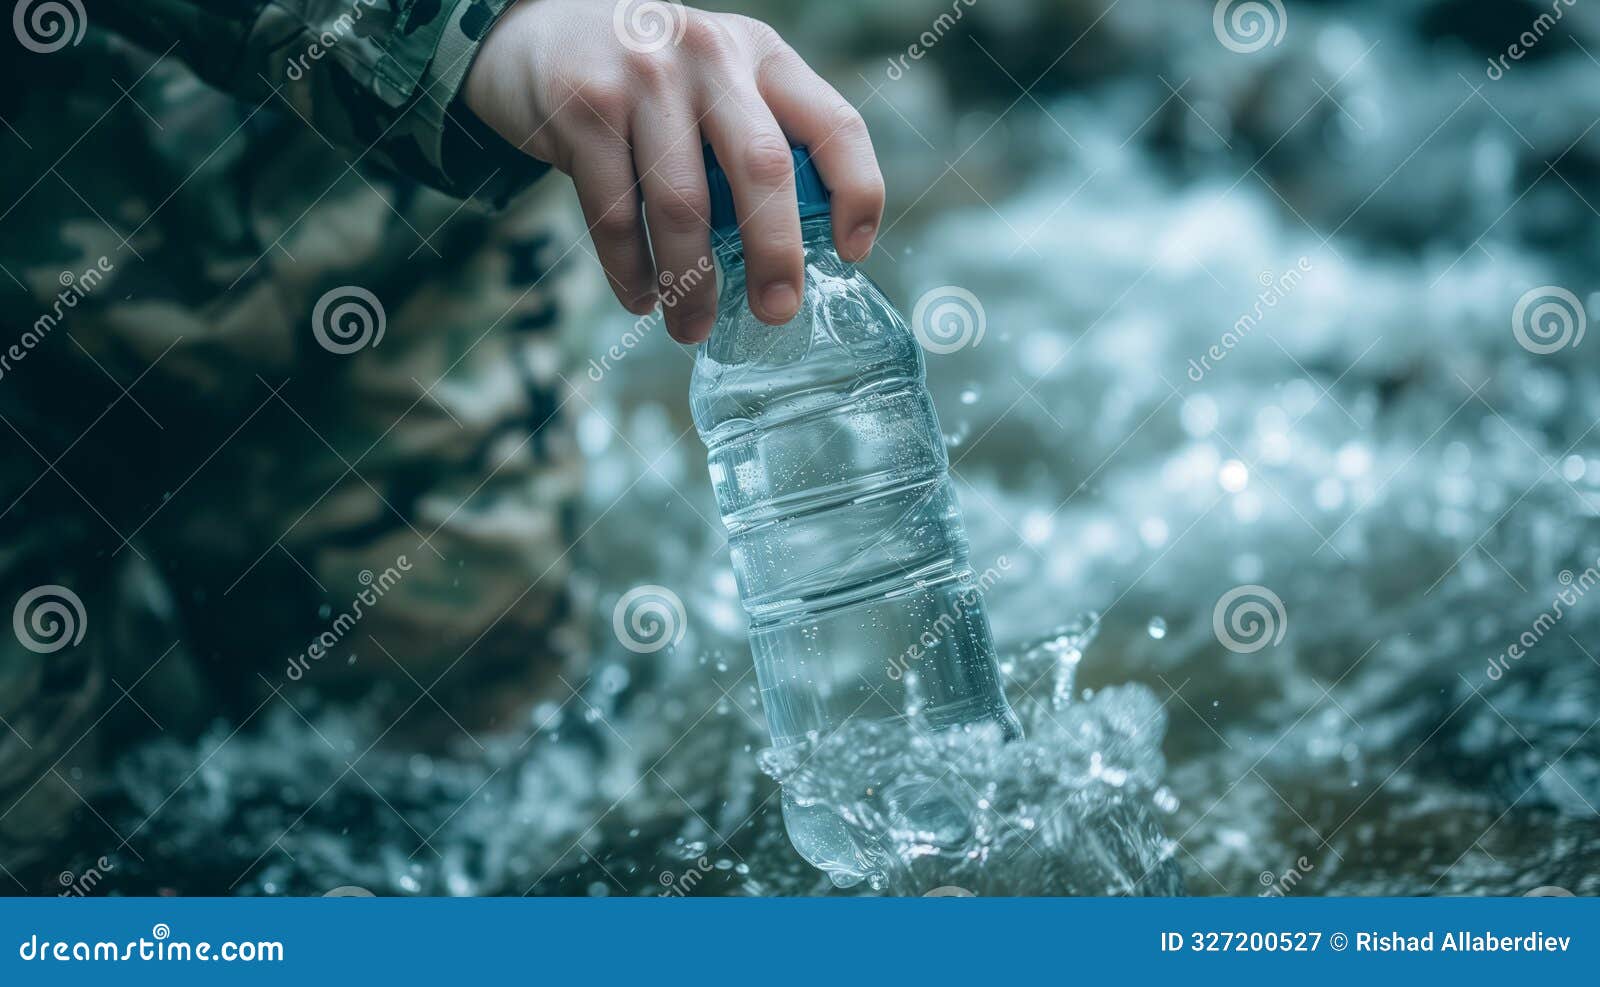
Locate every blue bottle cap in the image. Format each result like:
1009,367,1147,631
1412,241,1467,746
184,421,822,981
703,144,831,237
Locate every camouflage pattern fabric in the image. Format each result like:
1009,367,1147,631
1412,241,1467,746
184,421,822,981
0,1,595,876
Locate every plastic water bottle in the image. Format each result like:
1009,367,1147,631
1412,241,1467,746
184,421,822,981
690,147,1021,886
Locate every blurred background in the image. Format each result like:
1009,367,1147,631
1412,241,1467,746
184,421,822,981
11,0,1600,896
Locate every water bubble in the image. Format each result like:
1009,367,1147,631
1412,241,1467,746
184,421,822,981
1147,617,1168,640
1219,459,1249,492
1139,517,1170,547
1336,442,1372,478
598,663,631,695
1021,510,1054,545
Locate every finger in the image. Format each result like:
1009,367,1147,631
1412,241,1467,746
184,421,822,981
571,144,657,315
758,45,884,263
633,104,718,343
700,81,803,325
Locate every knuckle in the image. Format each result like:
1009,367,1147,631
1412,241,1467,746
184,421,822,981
621,47,672,84
681,16,736,62
742,136,795,185
591,207,640,242
843,166,886,213
742,234,800,271
827,101,869,142
566,78,628,126
655,189,710,232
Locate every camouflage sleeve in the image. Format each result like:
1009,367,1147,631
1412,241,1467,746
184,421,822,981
96,0,547,206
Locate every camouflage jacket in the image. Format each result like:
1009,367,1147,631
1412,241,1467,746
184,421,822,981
94,0,543,203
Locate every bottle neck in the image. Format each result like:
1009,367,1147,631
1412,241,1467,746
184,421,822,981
713,215,837,278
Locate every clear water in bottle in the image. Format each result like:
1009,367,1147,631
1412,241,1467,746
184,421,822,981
690,148,1020,887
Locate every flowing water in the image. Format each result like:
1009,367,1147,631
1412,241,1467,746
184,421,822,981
90,616,1182,896
37,0,1600,897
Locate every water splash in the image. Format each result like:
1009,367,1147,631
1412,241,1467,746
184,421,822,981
758,616,1184,895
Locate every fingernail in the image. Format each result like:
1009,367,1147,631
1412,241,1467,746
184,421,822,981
849,222,876,258
761,282,798,322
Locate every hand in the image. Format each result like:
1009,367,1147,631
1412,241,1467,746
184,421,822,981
463,0,884,340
